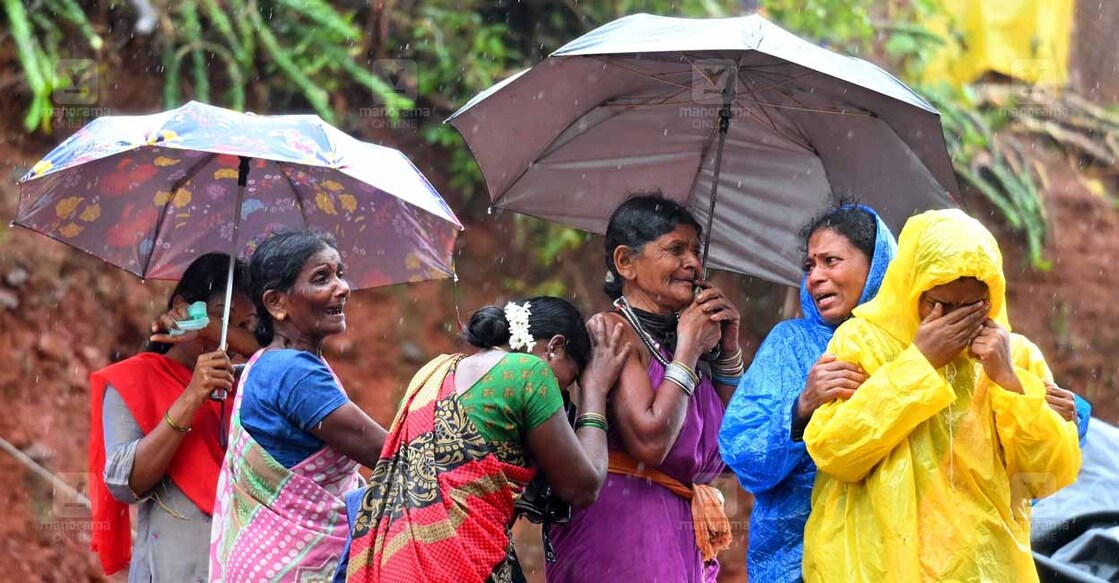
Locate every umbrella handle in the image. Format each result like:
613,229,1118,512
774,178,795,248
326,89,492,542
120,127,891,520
213,156,251,401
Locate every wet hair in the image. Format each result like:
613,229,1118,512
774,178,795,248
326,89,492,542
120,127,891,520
798,195,877,263
603,193,702,299
249,230,337,346
147,253,249,354
461,296,592,370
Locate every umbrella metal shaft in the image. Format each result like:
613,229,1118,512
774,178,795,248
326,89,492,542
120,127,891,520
698,69,734,278
215,156,251,404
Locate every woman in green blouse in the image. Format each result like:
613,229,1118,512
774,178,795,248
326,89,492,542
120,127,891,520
345,296,630,583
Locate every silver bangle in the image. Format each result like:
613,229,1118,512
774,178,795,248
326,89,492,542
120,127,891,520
664,362,698,396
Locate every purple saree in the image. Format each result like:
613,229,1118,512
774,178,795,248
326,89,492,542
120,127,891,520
546,354,726,582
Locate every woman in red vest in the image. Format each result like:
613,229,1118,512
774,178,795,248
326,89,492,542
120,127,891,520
88,253,257,582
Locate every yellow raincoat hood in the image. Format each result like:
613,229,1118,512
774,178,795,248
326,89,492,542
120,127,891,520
853,208,1009,343
802,209,1081,583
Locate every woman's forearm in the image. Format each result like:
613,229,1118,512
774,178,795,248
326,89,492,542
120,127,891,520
128,393,203,495
574,387,610,475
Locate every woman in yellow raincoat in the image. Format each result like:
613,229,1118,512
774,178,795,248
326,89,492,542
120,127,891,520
802,209,1081,582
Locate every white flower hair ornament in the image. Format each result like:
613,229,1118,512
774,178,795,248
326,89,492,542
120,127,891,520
504,301,536,352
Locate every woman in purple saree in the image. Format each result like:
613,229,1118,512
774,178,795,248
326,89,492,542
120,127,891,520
547,195,741,582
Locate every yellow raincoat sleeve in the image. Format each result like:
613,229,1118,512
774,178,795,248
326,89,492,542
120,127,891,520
991,334,1081,498
804,318,956,483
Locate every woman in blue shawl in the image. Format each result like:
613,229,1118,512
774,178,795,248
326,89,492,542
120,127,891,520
718,203,895,582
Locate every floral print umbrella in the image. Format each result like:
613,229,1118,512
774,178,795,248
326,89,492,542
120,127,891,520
14,101,463,290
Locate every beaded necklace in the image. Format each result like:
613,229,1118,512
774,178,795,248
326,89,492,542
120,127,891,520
613,296,674,368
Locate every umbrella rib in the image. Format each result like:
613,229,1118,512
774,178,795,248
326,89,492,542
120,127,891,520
739,94,876,116
682,54,725,94
598,97,707,108
598,68,792,109
738,69,817,95
735,70,813,151
276,162,311,227
586,56,695,92
740,67,882,119
594,58,873,116
141,152,217,278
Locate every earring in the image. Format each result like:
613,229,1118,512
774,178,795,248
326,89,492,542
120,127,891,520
547,351,554,360
276,312,286,321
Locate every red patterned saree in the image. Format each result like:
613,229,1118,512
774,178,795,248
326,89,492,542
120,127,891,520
346,354,536,583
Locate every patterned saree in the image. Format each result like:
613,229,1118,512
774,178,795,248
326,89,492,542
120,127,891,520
209,350,363,582
345,354,537,583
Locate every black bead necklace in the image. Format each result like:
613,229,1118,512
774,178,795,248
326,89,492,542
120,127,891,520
613,296,673,368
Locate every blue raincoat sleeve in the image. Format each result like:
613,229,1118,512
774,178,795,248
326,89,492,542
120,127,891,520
719,322,815,492
1075,394,1091,444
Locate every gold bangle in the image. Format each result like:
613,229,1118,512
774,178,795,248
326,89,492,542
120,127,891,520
164,410,191,433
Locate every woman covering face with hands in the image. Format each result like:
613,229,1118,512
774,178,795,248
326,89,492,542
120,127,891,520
802,209,1082,583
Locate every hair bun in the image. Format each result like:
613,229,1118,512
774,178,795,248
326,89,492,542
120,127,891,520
462,306,511,348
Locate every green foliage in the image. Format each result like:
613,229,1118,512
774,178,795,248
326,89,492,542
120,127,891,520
923,85,1049,267
3,0,412,129
402,2,517,199
1,0,103,131
161,0,412,122
760,0,874,52
579,0,730,21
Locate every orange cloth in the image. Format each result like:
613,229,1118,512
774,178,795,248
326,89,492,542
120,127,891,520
607,449,731,562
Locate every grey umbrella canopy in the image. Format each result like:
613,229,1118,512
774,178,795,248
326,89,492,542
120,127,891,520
447,13,958,286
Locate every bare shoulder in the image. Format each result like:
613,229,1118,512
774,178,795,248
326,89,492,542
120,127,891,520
592,310,649,366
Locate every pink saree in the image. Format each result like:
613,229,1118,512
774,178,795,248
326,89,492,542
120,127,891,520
209,350,363,582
